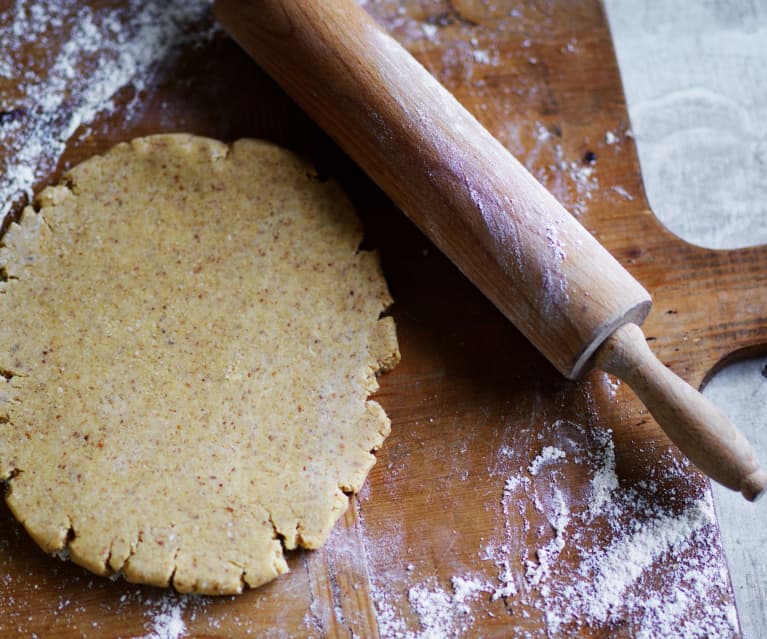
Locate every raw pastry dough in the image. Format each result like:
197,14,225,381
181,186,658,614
0,134,399,594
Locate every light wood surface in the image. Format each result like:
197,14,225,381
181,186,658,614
2,1,766,637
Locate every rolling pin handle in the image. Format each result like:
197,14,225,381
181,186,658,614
741,469,767,502
596,323,767,501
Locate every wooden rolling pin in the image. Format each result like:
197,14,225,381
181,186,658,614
215,0,766,501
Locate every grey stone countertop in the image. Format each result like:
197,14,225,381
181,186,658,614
603,1,767,636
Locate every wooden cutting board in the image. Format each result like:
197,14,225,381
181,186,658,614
2,1,765,637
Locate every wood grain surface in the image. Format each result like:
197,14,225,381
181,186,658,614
1,1,765,637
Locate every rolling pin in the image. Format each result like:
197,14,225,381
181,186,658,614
214,0,766,501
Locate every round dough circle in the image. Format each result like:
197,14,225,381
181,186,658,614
0,134,399,594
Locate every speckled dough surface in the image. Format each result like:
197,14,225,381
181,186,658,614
0,134,399,594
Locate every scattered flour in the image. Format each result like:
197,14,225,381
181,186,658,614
492,423,739,638
525,487,570,586
408,578,490,638
489,555,518,601
503,474,530,494
578,499,714,623
545,223,567,263
586,428,620,519
612,184,635,200
407,584,458,638
527,446,566,475
368,575,491,639
472,49,491,65
368,582,411,639
498,443,515,459
450,575,491,605
51,546,72,562
565,162,598,216
534,122,551,142
605,375,622,398
138,598,187,639
421,23,438,40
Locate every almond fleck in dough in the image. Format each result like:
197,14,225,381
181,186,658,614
0,134,399,595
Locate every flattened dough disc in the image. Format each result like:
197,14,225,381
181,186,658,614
0,134,399,594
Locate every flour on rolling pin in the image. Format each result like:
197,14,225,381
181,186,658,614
362,0,627,221
0,0,215,225
369,24,559,267
361,3,608,218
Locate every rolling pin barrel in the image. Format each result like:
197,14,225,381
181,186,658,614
215,0,650,380
215,0,766,500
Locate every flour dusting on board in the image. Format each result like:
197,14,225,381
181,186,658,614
0,0,216,224
356,409,738,639
365,571,493,638
136,595,190,639
527,445,566,475
481,420,739,638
